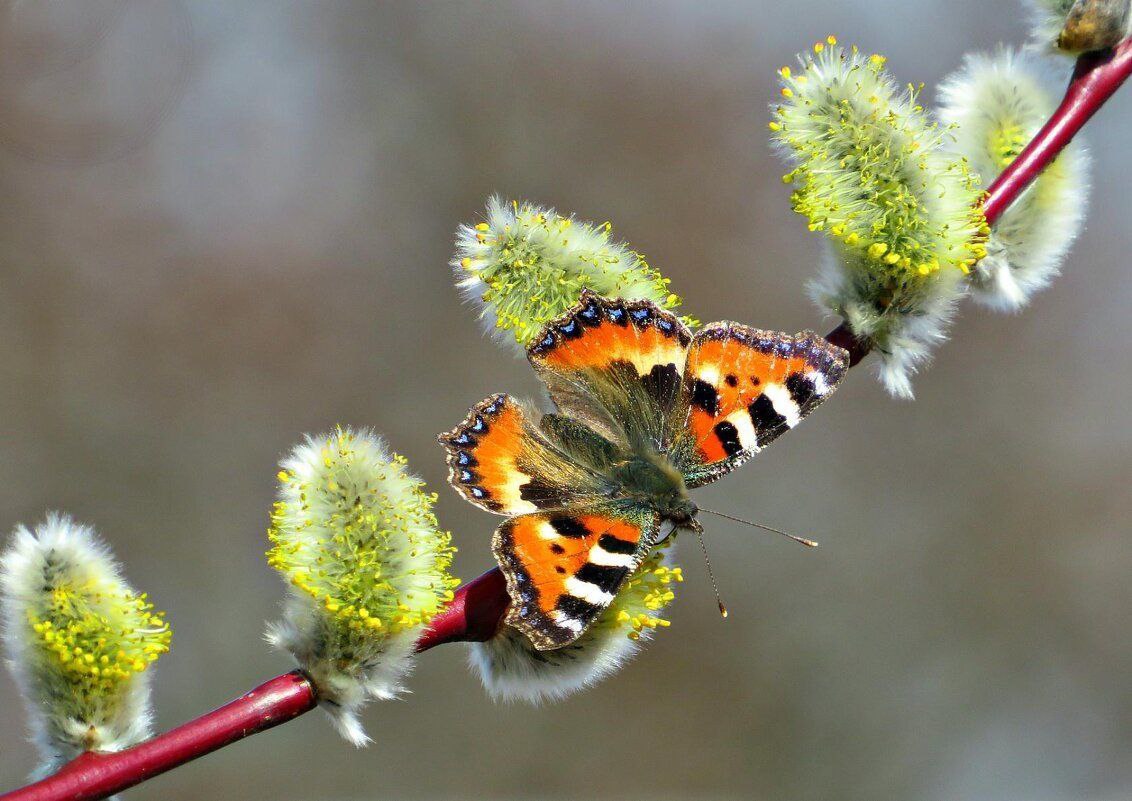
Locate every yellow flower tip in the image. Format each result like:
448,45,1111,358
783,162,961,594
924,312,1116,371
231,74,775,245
460,257,473,270
883,251,902,265
768,121,782,132
781,87,794,98
474,222,490,232
869,54,887,67
867,242,889,260
826,35,838,45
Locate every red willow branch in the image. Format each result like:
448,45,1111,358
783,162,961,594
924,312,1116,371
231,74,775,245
0,672,316,801
4,37,1131,801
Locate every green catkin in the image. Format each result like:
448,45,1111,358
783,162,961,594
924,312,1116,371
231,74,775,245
267,428,459,745
453,196,694,348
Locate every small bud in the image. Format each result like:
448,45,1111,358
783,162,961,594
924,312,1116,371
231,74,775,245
451,196,694,350
468,543,680,703
266,428,459,746
1027,0,1131,53
771,40,985,398
0,514,171,776
938,48,1090,310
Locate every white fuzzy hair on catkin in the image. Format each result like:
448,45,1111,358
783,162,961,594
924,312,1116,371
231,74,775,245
1,514,158,777
938,48,1090,311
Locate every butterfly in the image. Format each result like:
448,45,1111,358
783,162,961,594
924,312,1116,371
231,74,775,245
440,290,849,650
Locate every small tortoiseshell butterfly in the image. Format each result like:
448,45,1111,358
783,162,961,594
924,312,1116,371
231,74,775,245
440,290,849,650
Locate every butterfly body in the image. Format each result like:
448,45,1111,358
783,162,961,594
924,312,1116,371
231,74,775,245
441,290,848,650
608,452,696,523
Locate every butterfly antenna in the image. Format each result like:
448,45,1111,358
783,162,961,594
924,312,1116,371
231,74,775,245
697,507,819,548
692,521,729,619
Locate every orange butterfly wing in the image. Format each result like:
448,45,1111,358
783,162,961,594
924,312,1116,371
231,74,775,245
493,504,662,650
676,323,848,487
527,290,691,450
439,394,610,515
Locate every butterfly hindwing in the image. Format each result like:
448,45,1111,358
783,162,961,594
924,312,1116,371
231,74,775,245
439,393,612,515
493,503,662,650
527,290,691,451
675,323,848,488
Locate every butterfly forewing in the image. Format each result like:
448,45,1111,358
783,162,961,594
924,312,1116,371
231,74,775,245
527,290,691,452
675,324,848,487
493,503,662,650
439,393,612,515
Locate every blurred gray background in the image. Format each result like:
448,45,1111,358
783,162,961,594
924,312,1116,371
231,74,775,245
1,2,1130,799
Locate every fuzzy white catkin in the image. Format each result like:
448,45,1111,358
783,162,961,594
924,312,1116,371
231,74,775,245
772,40,985,398
468,544,681,703
808,246,964,400
1,514,168,777
266,428,458,746
938,48,1090,311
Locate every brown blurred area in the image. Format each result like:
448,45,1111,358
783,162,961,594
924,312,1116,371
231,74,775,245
2,2,1131,799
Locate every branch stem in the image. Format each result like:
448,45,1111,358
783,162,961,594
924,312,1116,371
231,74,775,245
0,672,317,801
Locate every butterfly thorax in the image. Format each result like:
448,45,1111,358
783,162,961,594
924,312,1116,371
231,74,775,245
609,452,697,528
